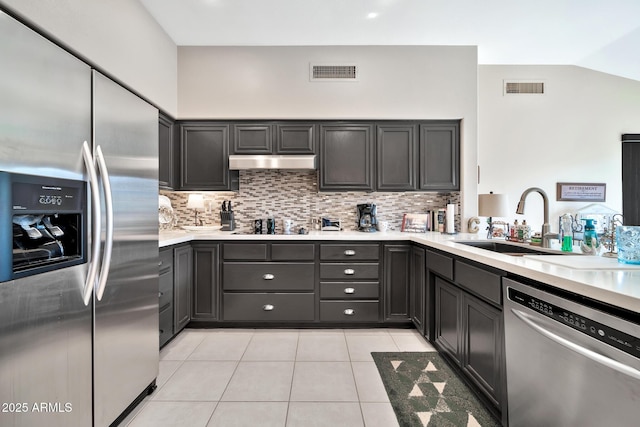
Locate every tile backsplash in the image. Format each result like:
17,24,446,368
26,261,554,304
160,170,460,233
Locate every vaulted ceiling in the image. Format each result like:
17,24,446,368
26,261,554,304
140,0,640,81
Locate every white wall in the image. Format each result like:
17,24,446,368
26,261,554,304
178,45,479,228
0,0,177,116
478,65,640,232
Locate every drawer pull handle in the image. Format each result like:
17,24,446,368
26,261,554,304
344,250,356,256
343,309,355,316
262,274,275,280
263,304,275,311
344,287,356,294
344,269,355,275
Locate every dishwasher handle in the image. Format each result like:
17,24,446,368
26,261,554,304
511,308,640,381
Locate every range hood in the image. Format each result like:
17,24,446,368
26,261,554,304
229,155,316,170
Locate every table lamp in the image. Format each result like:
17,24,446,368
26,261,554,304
187,193,205,226
478,192,509,238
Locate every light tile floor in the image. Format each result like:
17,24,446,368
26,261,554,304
120,328,435,427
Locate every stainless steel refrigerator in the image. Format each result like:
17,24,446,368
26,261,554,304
0,10,159,427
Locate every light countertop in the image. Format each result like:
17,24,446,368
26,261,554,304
159,229,640,313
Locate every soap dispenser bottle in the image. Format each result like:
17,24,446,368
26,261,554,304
580,218,600,254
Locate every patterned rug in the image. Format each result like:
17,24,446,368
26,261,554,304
372,352,501,427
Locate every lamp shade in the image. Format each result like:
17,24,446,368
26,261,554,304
478,193,509,218
186,194,205,210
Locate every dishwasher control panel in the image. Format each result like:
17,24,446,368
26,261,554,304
508,287,640,359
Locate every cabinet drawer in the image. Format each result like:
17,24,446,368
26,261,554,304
320,263,379,280
320,282,379,299
455,261,503,306
320,244,379,261
272,243,315,261
427,250,454,281
159,285,173,311
159,249,173,274
159,305,173,346
223,243,268,260
223,263,315,291
320,301,379,322
223,293,315,321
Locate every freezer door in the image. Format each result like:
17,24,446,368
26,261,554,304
92,71,159,427
0,11,93,427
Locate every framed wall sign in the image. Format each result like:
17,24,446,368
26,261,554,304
556,182,606,202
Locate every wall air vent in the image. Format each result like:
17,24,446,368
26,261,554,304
310,64,358,81
504,80,545,95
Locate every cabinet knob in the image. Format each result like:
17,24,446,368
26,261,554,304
344,249,356,256
343,309,355,316
344,268,355,275
262,273,275,280
262,304,275,311
159,292,163,297
344,287,355,294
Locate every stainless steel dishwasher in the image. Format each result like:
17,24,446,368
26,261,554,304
503,278,640,427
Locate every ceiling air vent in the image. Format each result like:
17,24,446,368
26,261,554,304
504,80,545,95
310,64,358,82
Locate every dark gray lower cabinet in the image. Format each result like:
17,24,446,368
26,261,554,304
434,276,462,365
174,245,192,332
222,242,316,322
159,248,174,347
462,292,504,411
191,243,220,322
410,246,426,334
432,255,506,424
383,244,411,323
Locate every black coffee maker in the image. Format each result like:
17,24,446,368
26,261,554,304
357,203,378,232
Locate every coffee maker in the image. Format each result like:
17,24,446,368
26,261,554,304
357,203,378,232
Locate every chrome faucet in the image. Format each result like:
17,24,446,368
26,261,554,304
516,187,557,248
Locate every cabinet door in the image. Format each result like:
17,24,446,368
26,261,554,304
462,293,504,411
434,276,461,365
192,244,220,320
174,245,193,332
159,249,174,347
276,123,315,154
410,246,426,334
383,244,411,322
232,124,273,154
319,124,374,191
158,113,176,189
419,122,460,191
180,123,238,190
377,124,417,191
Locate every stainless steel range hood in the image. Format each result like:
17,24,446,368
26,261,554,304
229,155,316,170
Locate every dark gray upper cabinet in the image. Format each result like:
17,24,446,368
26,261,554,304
231,122,316,154
232,123,273,154
419,122,460,191
275,123,316,154
180,122,239,191
158,112,177,189
319,123,375,191
377,124,418,191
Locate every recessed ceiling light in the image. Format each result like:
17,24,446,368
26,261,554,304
367,12,378,19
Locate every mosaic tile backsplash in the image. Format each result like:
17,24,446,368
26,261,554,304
160,170,460,233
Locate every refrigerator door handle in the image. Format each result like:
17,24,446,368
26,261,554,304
95,145,114,301
81,141,101,305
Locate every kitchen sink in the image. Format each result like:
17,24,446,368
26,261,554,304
455,240,572,256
